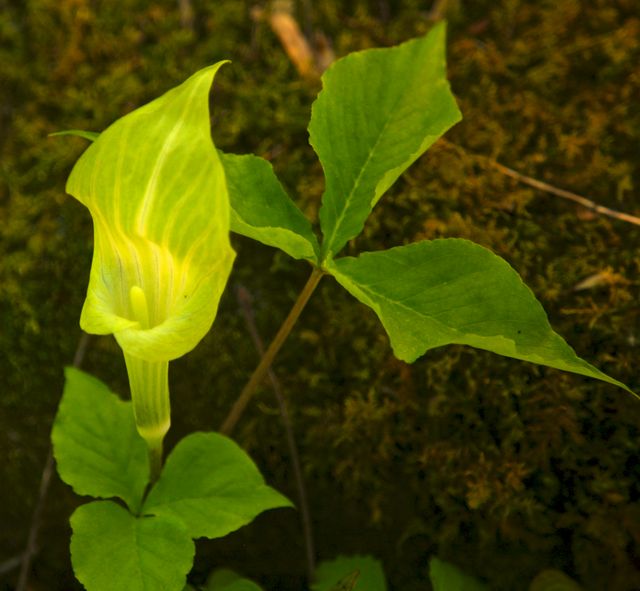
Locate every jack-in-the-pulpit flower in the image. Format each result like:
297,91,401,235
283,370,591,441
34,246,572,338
66,63,235,475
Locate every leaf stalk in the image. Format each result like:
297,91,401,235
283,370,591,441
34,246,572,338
220,266,324,435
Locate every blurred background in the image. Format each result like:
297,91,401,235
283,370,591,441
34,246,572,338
1,0,639,589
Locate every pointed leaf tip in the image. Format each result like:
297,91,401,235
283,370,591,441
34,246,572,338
327,240,632,394
143,432,292,540
310,25,461,259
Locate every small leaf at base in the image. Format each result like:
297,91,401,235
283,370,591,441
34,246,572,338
429,557,489,591
143,432,293,539
206,569,264,591
312,556,387,591
52,367,149,512
71,500,194,591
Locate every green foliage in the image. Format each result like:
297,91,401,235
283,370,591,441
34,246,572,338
54,12,634,591
70,500,194,591
529,569,583,591
50,129,100,141
219,16,629,395
327,239,629,390
206,569,264,591
429,557,489,591
222,152,320,262
312,555,387,591
309,22,461,259
52,367,148,512
143,432,293,539
53,369,290,591
3,1,640,591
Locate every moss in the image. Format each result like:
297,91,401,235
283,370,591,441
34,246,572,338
1,1,639,590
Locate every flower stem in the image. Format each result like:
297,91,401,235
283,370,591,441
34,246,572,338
124,355,170,483
220,266,324,435
147,438,164,484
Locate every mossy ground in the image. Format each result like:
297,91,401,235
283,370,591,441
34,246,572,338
1,1,639,590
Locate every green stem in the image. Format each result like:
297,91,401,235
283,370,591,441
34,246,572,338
147,438,164,484
220,266,324,435
124,355,170,483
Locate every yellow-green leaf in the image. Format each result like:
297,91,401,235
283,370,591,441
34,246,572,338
221,152,320,262
327,240,632,393
70,501,194,591
309,24,461,259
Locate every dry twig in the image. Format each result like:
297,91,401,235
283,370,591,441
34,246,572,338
16,332,91,591
235,285,316,582
440,139,640,227
178,0,194,30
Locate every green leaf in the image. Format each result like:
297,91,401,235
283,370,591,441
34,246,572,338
529,569,583,591
312,556,387,591
70,500,194,591
52,367,148,512
327,239,632,392
206,569,264,591
66,62,235,362
220,152,320,262
309,23,461,259
143,432,293,539
429,557,488,591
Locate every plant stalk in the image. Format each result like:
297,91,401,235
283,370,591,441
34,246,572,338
123,355,170,483
148,440,164,484
220,266,324,435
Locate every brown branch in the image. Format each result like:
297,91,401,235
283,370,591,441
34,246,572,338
178,0,194,30
16,332,91,591
220,267,324,436
426,0,449,21
0,554,22,577
235,285,316,582
439,139,640,227
269,0,318,79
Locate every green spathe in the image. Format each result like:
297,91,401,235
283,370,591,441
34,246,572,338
66,62,235,363
71,501,194,591
309,22,461,259
327,239,632,392
66,63,236,455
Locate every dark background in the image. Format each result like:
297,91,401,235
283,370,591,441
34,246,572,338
1,0,639,589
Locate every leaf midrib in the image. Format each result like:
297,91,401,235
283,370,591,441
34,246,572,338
321,58,419,257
